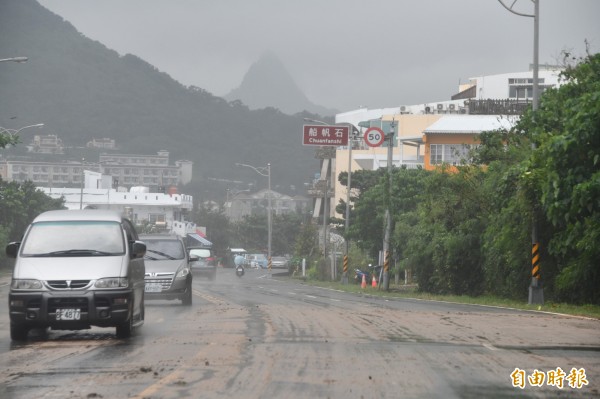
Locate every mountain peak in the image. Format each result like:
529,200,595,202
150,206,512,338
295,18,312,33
225,53,337,116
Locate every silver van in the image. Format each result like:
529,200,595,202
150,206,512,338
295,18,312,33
6,209,146,341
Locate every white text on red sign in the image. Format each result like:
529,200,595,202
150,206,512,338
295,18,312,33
302,125,349,146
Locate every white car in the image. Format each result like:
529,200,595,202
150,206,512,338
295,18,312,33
270,256,289,270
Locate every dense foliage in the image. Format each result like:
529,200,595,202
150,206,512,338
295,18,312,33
344,53,600,304
524,52,600,303
0,178,65,267
195,206,309,262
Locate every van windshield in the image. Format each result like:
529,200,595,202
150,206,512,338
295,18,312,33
21,221,125,256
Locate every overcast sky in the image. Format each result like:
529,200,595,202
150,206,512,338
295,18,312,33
38,0,600,112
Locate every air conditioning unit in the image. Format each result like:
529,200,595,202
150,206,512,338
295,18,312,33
400,105,407,112
437,104,444,110
448,104,456,111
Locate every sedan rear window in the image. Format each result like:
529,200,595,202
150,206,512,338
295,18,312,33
189,248,211,258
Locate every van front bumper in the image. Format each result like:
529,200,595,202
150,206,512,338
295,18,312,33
9,289,134,330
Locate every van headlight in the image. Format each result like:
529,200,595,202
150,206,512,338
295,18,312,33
95,277,129,289
11,279,43,290
176,267,190,278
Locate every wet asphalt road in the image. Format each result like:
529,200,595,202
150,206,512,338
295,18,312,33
0,267,599,398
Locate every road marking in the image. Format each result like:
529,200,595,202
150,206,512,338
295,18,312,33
132,369,185,398
483,343,498,351
305,295,317,299
193,290,223,305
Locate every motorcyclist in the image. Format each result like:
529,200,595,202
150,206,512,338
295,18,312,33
234,254,245,277
234,254,245,267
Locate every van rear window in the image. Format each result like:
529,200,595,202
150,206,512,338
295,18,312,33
21,221,125,256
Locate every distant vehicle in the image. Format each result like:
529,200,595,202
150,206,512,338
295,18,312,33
223,248,248,268
6,209,146,341
140,234,193,306
248,253,267,269
270,256,289,270
189,247,217,281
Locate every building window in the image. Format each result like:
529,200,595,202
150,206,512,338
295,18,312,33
508,77,547,99
149,214,166,226
431,144,476,166
430,144,443,165
444,144,472,165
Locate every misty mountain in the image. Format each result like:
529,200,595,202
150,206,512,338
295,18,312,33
0,0,325,200
225,53,338,116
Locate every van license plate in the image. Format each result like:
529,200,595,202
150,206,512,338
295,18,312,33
145,283,162,293
56,308,81,320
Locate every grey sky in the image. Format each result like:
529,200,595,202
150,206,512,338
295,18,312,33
38,0,600,112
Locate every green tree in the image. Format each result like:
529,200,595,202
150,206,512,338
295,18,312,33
407,166,486,295
0,132,19,149
0,178,65,267
231,212,304,256
192,204,231,257
272,213,304,255
292,221,319,273
523,52,600,303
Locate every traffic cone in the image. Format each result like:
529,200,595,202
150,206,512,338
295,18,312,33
361,274,367,289
372,275,377,288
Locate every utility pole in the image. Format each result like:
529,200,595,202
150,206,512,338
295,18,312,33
498,0,543,305
382,120,395,291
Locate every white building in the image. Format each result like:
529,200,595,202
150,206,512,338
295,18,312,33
1,150,193,189
40,171,194,233
456,66,562,101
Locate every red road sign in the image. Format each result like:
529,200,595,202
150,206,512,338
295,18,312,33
303,125,349,146
364,127,385,147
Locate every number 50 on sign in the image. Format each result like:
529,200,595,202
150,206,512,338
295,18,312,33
364,127,385,147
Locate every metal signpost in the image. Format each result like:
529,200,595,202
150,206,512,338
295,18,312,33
361,124,394,291
303,124,349,281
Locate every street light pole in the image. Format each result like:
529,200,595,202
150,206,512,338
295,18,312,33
0,57,28,63
235,162,272,274
0,123,44,136
498,0,543,305
1,123,44,149
80,158,85,210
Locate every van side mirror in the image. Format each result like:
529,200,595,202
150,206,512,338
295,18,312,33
5,242,20,258
131,241,146,259
189,254,199,263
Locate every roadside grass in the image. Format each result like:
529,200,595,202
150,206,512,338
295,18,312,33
296,278,600,320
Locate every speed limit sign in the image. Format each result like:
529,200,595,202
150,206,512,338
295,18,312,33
364,127,385,147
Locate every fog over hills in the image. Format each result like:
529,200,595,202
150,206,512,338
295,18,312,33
0,0,325,200
225,52,338,116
